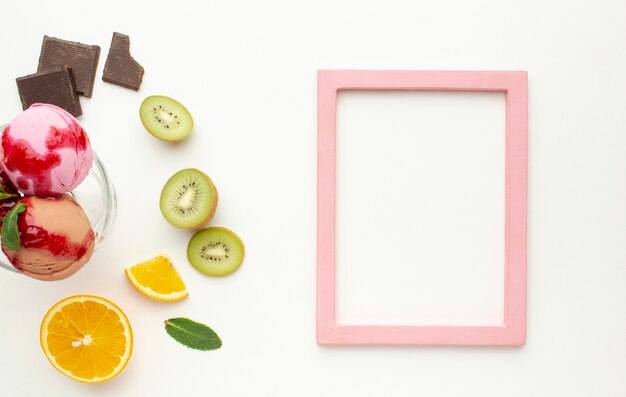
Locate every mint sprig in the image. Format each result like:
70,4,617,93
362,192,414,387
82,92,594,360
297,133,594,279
164,318,222,351
1,203,26,252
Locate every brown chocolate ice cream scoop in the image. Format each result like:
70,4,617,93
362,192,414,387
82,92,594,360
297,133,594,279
2,195,95,281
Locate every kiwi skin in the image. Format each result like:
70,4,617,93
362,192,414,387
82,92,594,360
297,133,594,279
187,227,245,277
160,168,219,229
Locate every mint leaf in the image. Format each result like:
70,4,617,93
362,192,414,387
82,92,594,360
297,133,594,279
0,184,17,201
1,203,26,252
164,318,222,351
0,193,18,200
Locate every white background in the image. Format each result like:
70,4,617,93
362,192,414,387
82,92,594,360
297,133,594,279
336,91,505,326
0,0,625,396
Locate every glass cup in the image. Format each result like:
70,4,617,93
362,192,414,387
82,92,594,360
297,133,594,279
0,126,117,277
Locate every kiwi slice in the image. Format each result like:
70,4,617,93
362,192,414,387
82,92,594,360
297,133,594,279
160,168,218,229
140,95,194,141
187,227,245,276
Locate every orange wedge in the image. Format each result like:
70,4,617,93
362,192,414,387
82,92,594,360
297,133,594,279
125,254,189,302
40,295,133,383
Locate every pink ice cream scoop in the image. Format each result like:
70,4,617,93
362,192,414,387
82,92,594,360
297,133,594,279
0,103,92,196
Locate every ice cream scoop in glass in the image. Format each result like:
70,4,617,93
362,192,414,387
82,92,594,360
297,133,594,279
0,109,116,280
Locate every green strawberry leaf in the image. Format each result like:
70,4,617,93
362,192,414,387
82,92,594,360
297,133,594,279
1,203,26,252
164,318,222,351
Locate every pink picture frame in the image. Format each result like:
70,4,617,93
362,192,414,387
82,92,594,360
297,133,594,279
317,70,528,345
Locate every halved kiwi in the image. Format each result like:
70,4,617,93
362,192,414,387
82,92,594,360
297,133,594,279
187,227,245,276
159,168,218,229
140,95,194,142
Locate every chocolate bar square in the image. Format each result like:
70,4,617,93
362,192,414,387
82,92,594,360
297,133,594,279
38,36,100,98
16,67,82,117
102,32,144,91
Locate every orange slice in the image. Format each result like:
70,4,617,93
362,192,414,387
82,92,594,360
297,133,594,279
124,254,189,302
40,295,133,383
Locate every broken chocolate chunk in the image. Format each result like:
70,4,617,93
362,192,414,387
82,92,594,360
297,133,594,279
38,35,100,98
102,32,144,91
16,67,82,117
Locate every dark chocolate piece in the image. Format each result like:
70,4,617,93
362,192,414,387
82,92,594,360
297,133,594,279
16,67,82,117
102,32,144,91
38,36,100,98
